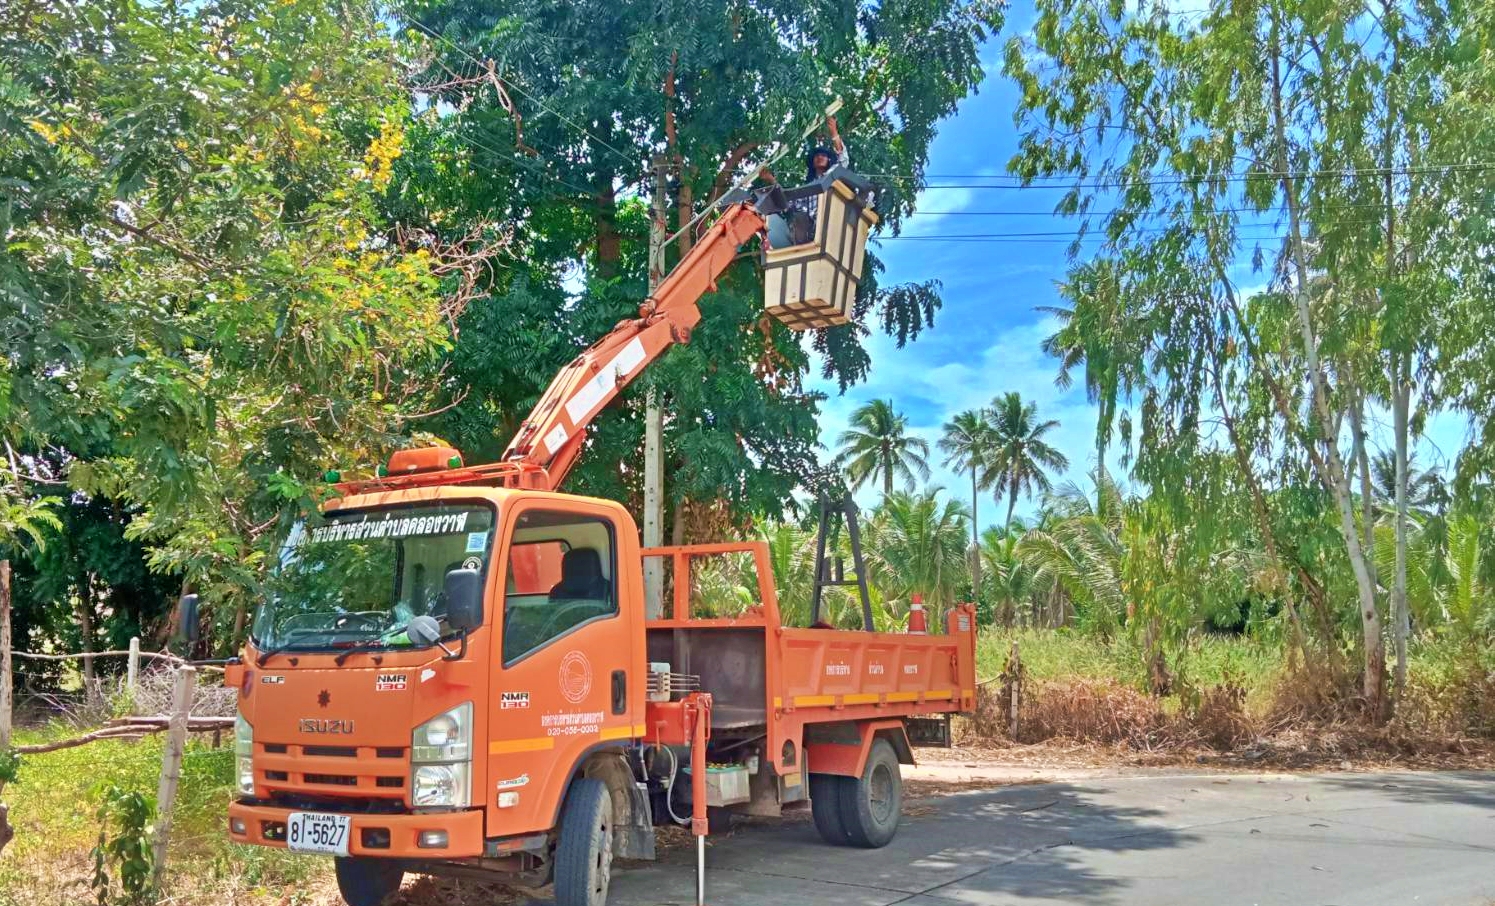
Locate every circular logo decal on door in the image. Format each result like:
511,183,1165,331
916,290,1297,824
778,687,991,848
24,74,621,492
558,650,593,704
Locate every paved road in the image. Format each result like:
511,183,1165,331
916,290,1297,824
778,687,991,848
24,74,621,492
604,771,1495,906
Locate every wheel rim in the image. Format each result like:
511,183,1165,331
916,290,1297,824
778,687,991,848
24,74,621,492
592,797,614,905
868,762,896,825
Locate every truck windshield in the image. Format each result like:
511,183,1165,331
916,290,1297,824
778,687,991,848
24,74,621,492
251,503,496,653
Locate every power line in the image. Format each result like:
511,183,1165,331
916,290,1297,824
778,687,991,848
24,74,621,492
908,201,1402,217
401,16,639,173
864,161,1495,191
879,236,1292,244
879,219,1382,241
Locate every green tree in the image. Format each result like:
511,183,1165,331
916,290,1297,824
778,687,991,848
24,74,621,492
939,409,995,595
863,489,970,624
0,0,493,649
835,400,932,498
978,526,1035,627
986,392,1068,531
1371,451,1443,522
760,518,817,627
401,0,1003,539
998,0,1495,710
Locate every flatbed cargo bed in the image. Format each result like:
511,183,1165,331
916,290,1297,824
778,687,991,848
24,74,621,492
642,541,977,770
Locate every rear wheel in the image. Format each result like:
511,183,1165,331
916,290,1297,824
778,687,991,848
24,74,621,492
838,738,903,848
334,857,403,906
809,773,850,845
554,777,614,906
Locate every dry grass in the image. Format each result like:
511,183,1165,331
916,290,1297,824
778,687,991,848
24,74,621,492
960,669,1495,772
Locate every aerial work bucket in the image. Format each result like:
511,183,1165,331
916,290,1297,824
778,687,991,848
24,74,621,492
763,174,879,330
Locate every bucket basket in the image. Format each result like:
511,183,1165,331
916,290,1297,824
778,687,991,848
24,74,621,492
763,175,879,330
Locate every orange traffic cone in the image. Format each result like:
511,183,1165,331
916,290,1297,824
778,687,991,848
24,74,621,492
908,593,927,634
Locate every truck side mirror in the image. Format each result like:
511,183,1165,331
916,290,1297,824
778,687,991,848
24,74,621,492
444,568,482,631
175,594,201,644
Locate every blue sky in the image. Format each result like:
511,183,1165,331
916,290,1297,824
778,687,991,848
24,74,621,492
807,7,1472,530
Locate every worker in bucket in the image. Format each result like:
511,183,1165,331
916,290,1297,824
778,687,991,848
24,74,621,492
766,116,851,248
807,115,851,182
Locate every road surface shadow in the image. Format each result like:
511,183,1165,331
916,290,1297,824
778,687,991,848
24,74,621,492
610,780,1201,905
1318,770,1495,812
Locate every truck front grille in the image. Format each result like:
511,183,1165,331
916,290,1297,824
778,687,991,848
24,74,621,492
254,743,409,802
304,745,358,758
304,773,359,787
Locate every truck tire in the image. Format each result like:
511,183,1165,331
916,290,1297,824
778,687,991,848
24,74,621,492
334,856,403,906
837,738,902,848
555,777,615,906
809,773,850,845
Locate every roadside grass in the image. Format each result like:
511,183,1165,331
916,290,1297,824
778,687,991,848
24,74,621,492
0,723,329,906
977,628,1283,708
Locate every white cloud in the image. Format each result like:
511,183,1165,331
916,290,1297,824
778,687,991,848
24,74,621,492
809,314,1113,529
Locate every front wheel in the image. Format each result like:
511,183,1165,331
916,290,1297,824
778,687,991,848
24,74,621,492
334,856,404,906
554,777,615,906
838,737,903,848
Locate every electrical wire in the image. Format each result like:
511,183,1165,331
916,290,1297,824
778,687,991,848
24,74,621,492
905,200,1404,217
877,218,1385,243
862,161,1495,191
401,15,640,173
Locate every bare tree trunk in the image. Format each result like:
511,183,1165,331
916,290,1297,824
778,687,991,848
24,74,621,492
1204,319,1308,651
1349,391,1379,597
1382,6,1412,703
1392,371,1411,697
0,560,11,750
968,468,981,605
79,573,96,698
1004,486,1017,534
1270,26,1385,713
670,500,687,547
232,599,247,647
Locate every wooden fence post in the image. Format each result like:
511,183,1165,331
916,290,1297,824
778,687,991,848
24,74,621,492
126,637,140,712
151,666,195,892
1,559,11,751
1008,640,1021,742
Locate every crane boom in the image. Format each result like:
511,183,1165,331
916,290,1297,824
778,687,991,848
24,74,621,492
500,197,770,490
336,172,877,498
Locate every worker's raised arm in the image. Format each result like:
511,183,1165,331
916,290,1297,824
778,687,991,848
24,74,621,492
501,199,771,489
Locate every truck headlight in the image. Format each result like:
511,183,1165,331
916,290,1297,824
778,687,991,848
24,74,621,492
412,702,472,762
234,713,254,796
411,703,472,808
413,763,471,808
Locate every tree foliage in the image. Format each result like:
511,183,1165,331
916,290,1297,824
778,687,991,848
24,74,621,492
1,0,495,650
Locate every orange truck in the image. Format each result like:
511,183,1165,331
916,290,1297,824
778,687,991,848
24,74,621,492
199,173,978,906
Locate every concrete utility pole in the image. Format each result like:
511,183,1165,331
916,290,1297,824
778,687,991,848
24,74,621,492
643,154,668,618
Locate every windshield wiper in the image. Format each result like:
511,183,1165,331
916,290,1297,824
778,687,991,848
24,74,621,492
255,627,337,667
333,639,388,666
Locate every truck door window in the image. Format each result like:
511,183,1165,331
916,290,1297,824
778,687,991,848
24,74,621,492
503,511,617,665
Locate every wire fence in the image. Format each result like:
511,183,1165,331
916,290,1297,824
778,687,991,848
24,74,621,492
1,586,230,891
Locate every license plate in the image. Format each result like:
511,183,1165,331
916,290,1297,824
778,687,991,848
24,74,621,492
286,811,351,855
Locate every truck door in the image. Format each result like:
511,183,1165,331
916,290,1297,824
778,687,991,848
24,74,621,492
485,503,635,836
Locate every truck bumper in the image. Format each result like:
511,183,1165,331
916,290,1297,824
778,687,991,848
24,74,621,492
228,801,485,858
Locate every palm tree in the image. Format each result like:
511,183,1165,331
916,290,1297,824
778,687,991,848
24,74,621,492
835,399,931,498
986,392,1069,530
759,518,816,626
863,489,971,624
1369,449,1444,520
979,525,1035,627
939,410,995,598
